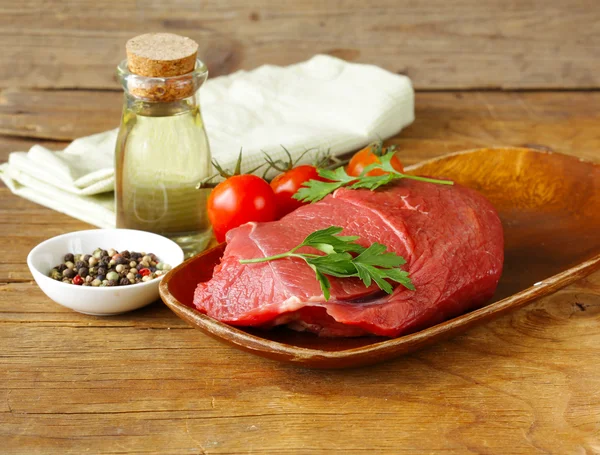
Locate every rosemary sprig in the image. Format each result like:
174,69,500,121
293,151,453,203
239,226,414,300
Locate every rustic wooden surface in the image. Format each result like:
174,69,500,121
2,0,600,450
1,90,600,453
1,0,599,90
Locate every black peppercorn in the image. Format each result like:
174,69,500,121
49,249,168,287
63,268,76,279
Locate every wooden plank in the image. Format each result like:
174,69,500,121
1,90,599,164
0,1,599,90
0,89,120,141
0,276,599,453
396,91,600,164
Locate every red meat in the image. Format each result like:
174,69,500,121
193,180,504,337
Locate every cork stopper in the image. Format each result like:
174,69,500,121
126,33,199,77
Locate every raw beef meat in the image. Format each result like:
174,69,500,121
193,180,504,337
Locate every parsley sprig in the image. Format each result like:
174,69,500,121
293,151,454,203
239,226,414,300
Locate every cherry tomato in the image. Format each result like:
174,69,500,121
208,174,277,243
346,145,404,177
270,165,326,218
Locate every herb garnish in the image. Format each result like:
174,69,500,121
293,151,453,203
239,226,414,300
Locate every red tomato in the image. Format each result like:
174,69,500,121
208,174,277,243
346,145,404,177
270,165,325,218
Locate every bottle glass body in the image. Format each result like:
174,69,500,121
115,60,212,256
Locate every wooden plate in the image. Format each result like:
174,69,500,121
159,147,600,369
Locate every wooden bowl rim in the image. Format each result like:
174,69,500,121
160,255,600,360
404,146,598,171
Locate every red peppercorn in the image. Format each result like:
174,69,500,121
139,268,151,277
72,275,84,285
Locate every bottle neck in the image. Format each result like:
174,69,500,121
123,93,199,117
116,58,208,106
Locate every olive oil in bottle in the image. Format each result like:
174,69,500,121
115,33,213,255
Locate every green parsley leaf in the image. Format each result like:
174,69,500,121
306,253,357,277
354,243,407,268
297,226,364,254
312,267,332,301
292,150,454,204
239,226,414,301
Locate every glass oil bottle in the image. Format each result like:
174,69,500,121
115,34,213,256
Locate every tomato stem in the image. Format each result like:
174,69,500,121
197,155,352,190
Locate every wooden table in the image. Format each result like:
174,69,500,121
2,2,600,453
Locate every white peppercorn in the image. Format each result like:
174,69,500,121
49,248,171,286
106,271,119,281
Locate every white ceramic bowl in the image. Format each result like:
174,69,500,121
27,229,184,316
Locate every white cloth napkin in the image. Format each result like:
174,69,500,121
0,55,414,228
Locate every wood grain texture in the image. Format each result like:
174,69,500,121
0,89,121,141
1,0,599,90
2,90,600,164
1,268,600,454
1,111,600,452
